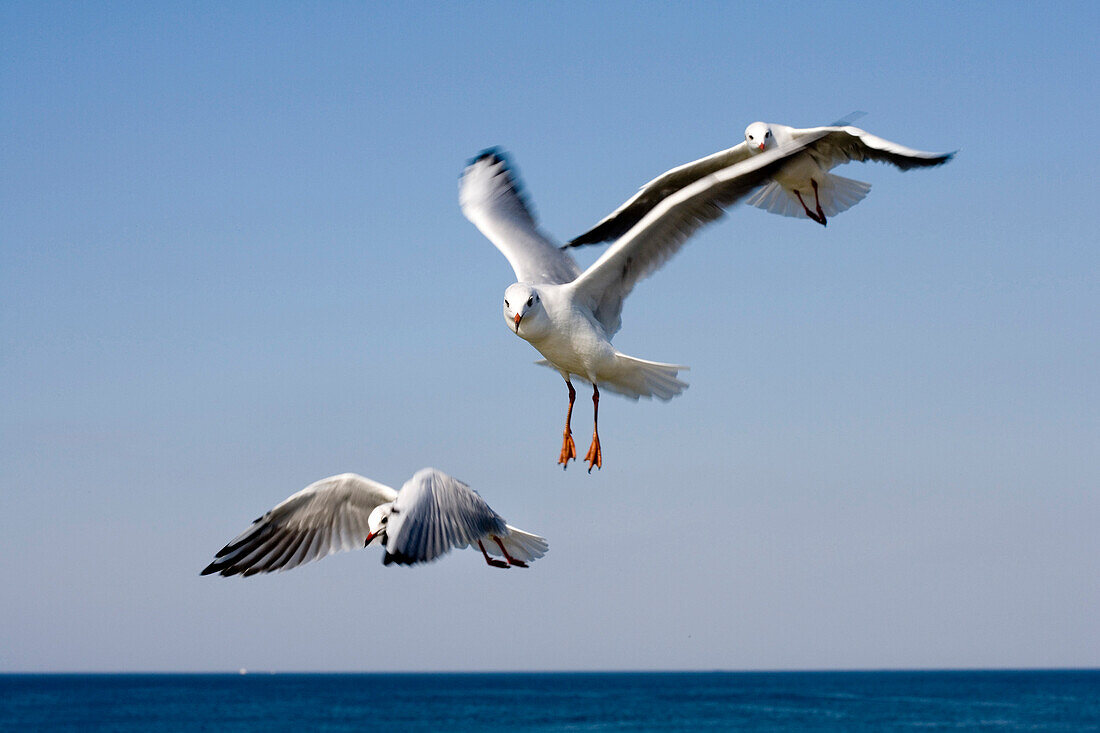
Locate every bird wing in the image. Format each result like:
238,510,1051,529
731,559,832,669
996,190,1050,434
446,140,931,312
790,125,955,171
383,468,508,566
567,134,826,334
201,473,398,577
459,148,581,285
566,142,754,248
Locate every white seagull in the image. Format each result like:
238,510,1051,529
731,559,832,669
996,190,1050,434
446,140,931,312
201,468,548,575
567,122,954,245
459,134,827,471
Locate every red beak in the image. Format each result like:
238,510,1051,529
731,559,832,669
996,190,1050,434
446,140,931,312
513,312,522,331
365,531,375,545
758,143,765,151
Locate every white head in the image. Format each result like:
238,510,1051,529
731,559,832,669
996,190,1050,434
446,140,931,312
744,122,773,154
503,283,547,339
364,503,393,547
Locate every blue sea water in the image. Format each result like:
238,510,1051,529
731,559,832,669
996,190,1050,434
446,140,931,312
1,671,1098,731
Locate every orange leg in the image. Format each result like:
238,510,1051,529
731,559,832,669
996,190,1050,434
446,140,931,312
493,536,528,568
478,540,509,569
558,380,577,468
584,384,602,472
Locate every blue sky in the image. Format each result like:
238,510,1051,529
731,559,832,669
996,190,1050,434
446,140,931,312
2,1,1097,671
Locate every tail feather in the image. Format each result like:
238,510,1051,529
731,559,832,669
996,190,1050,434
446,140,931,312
816,173,871,216
533,356,688,401
746,180,805,218
746,174,871,219
486,525,549,563
603,353,688,401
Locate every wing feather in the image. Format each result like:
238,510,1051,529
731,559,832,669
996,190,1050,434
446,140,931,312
201,473,399,577
383,468,507,565
567,142,754,248
459,149,581,285
569,133,828,330
790,126,954,171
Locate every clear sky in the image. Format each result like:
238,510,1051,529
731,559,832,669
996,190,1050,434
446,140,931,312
2,1,1097,672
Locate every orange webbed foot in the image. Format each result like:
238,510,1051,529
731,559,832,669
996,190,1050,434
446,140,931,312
585,433,602,472
558,429,577,468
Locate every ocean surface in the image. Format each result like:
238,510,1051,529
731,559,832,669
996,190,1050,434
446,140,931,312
1,671,1098,731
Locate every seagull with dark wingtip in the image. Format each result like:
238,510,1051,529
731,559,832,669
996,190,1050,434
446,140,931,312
459,132,832,471
201,468,547,575
567,121,954,244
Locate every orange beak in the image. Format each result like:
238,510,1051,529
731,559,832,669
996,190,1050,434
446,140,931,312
758,143,765,151
513,312,522,332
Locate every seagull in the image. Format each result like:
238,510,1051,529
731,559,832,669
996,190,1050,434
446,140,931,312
566,122,954,245
201,468,548,575
459,133,827,471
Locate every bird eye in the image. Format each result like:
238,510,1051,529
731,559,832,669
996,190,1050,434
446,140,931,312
765,131,770,138
748,134,754,140
526,297,533,307
504,299,510,308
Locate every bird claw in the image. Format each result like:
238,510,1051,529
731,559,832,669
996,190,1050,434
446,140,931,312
585,434,602,472
508,559,529,568
486,558,509,569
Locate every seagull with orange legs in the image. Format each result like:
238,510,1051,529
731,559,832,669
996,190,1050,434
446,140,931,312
201,469,547,575
566,122,954,246
460,133,827,471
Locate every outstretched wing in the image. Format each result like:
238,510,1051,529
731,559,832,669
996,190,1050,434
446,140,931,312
568,134,826,335
201,473,398,577
383,468,508,566
459,149,581,285
790,125,955,171
566,142,754,248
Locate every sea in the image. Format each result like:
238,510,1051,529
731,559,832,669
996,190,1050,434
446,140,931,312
1,670,1098,731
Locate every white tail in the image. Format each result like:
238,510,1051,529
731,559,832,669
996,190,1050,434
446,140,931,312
603,353,688,401
488,525,549,563
534,357,689,401
746,174,871,219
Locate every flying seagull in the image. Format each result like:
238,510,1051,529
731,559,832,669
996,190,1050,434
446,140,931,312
201,468,548,575
567,122,954,245
459,133,826,471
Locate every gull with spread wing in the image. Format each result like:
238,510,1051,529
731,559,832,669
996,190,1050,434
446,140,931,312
567,122,954,245
201,468,548,575
459,134,826,471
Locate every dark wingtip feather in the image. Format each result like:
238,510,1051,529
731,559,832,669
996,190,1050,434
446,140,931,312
567,215,638,248
468,146,506,167
564,231,608,248
905,149,956,169
200,563,218,576
383,550,419,567
462,146,537,224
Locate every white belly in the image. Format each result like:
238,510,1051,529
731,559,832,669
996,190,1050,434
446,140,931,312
526,306,617,381
772,151,825,193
